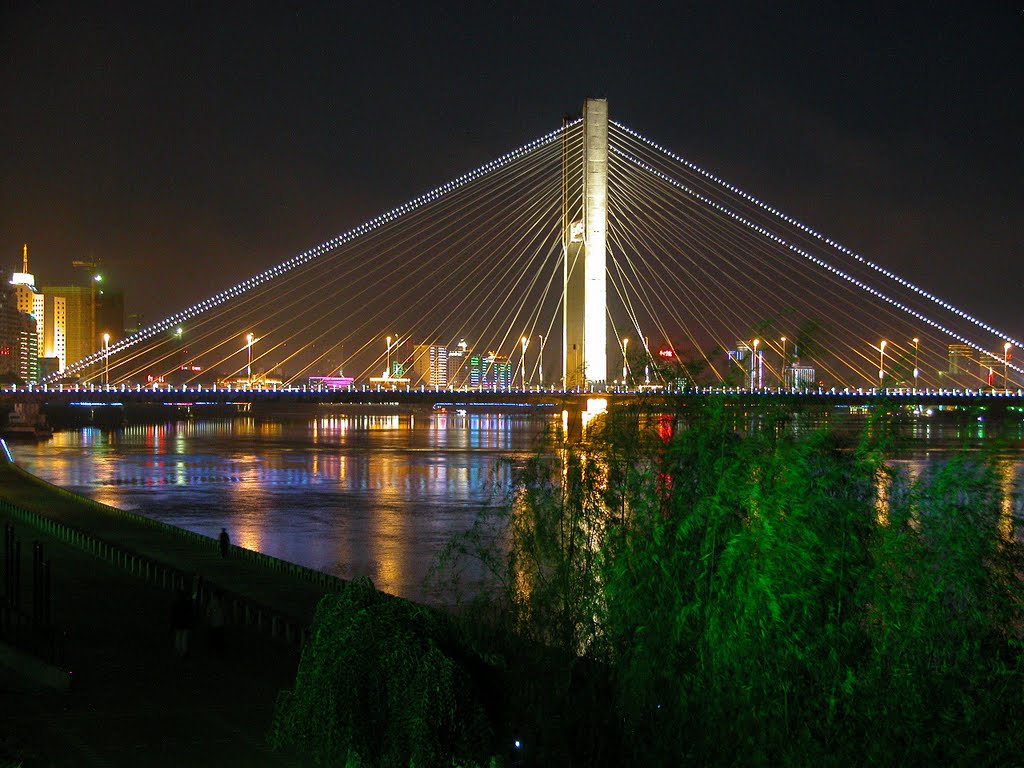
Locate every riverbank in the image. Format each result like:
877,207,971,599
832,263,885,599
0,452,340,766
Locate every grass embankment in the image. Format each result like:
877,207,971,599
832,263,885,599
0,458,318,767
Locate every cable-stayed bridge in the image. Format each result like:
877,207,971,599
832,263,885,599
37,99,1024,404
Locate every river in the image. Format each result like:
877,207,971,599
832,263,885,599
7,409,1024,604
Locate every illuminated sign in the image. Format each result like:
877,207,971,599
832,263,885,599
309,376,354,389
658,347,674,359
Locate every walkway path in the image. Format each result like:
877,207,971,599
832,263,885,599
0,454,339,766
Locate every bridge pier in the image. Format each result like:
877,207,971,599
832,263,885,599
561,396,611,442
563,405,584,442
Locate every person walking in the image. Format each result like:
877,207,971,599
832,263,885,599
218,527,230,558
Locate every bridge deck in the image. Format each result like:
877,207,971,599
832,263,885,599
4,386,1022,410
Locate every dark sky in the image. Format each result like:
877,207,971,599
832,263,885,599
2,3,1021,337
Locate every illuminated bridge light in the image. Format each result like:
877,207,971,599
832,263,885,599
613,146,1004,368
612,120,1020,350
54,120,577,381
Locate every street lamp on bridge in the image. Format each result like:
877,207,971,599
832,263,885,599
537,334,545,386
621,337,629,385
1005,342,1012,390
643,336,650,384
521,336,529,389
780,336,787,387
246,333,255,380
751,339,760,389
102,332,110,388
912,338,920,389
878,340,887,387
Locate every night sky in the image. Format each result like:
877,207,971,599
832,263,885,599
2,3,1021,337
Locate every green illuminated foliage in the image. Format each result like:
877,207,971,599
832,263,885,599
282,403,1024,765
269,577,493,767
439,402,1024,764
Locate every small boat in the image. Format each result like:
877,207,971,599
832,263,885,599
2,406,53,439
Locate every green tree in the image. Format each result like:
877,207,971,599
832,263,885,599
270,578,493,767
859,454,1024,764
433,402,1024,765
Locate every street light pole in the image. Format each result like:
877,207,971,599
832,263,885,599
521,336,529,389
879,340,887,387
644,336,650,384
537,335,545,386
385,335,392,379
913,337,920,390
103,332,110,388
751,339,760,389
780,336,787,388
621,337,629,385
1005,342,1012,390
246,333,254,381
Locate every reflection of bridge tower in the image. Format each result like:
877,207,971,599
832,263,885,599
563,98,608,387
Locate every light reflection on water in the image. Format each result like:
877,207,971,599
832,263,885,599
10,410,1024,604
11,413,550,604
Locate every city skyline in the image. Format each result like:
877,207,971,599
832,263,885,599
1,5,1020,343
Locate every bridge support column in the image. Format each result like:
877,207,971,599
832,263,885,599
563,405,584,442
564,98,608,387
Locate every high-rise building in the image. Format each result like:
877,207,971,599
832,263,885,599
9,245,66,370
10,244,36,311
40,258,122,369
96,289,125,345
731,341,763,388
412,343,449,388
125,313,145,335
469,353,511,388
42,294,67,370
947,344,977,376
469,355,483,388
446,340,470,387
785,364,816,389
0,282,38,383
16,313,38,384
946,343,993,387
38,357,59,380
39,285,93,367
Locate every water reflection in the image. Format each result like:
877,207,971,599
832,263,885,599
11,413,547,603
11,410,1024,604
998,461,1016,542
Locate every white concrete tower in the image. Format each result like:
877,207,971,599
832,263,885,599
563,98,608,387
582,98,608,384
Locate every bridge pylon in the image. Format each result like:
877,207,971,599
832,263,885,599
563,97,608,387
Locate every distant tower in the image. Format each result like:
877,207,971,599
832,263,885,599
563,98,608,387
9,245,66,371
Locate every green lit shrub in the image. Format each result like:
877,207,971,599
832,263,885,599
292,403,1024,766
270,577,493,767
442,403,1024,765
